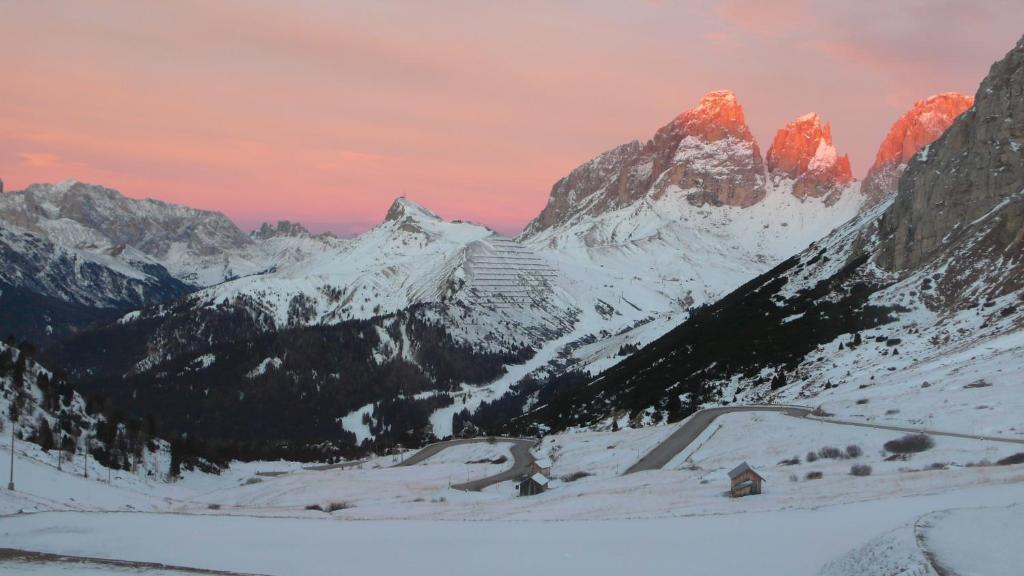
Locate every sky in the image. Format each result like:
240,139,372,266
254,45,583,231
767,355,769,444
1,1,1021,236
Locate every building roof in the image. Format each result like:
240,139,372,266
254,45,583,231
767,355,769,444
530,473,550,486
728,462,764,481
533,457,553,469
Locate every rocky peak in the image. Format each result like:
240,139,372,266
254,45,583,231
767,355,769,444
875,35,1024,303
0,180,252,258
862,92,974,205
522,90,766,236
671,89,754,142
384,197,442,224
766,113,853,204
252,220,311,240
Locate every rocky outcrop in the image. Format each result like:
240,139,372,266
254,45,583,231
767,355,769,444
766,113,853,204
523,90,766,236
876,36,1024,302
253,220,311,239
862,93,974,206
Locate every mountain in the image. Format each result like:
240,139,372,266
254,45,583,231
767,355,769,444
861,93,974,205
521,34,1024,433
0,221,192,343
518,93,867,350
524,90,767,237
0,181,345,340
0,180,256,286
766,113,853,204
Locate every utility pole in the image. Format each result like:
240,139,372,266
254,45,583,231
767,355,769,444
7,424,14,491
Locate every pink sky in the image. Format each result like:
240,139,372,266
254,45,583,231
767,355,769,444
1,1,1021,235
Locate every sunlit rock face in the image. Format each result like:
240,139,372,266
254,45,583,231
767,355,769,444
766,113,853,205
876,36,1024,304
522,90,767,236
862,93,974,206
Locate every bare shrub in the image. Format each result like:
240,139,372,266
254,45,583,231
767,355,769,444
849,464,872,476
811,406,834,417
325,501,351,512
996,453,1024,466
806,451,819,463
788,474,798,482
845,445,863,459
560,471,592,483
305,504,324,512
805,471,823,480
818,446,843,460
964,379,992,389
856,398,870,405
926,462,948,470
778,456,801,466
884,434,935,454
207,503,221,510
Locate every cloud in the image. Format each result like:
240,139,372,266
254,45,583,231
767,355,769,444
17,152,61,167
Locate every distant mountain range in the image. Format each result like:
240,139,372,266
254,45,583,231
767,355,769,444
0,67,981,452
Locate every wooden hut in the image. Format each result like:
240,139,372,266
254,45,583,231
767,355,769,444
529,457,552,476
728,462,764,497
516,473,550,497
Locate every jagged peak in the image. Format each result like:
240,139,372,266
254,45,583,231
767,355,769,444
252,220,311,240
870,92,975,167
861,92,974,205
384,196,442,224
673,90,754,142
766,112,851,183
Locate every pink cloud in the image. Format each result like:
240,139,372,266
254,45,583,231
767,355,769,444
17,152,62,167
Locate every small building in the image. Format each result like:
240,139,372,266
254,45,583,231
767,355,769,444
529,457,552,476
516,473,550,497
728,462,765,497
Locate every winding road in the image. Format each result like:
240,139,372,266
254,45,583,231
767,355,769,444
626,404,1024,474
625,406,811,474
396,437,538,491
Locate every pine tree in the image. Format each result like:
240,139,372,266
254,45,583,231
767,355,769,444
666,393,684,423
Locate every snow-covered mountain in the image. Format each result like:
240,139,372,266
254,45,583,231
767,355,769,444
523,35,1024,433
0,220,192,343
0,85,984,451
0,180,345,340
518,93,868,351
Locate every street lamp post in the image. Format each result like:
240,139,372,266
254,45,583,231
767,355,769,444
7,423,14,491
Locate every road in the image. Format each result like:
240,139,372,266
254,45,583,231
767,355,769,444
625,404,1024,474
396,437,538,491
0,547,269,575
624,406,811,474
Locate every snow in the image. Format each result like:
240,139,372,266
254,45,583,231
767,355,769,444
340,402,375,443
3,372,1024,575
918,506,1024,576
807,137,839,172
246,357,282,379
2,482,1022,576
